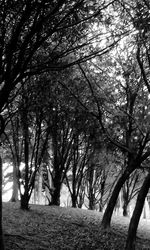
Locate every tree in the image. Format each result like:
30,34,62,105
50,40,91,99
125,171,150,250
0,0,118,110
0,116,5,250
86,46,150,228
0,157,4,250
4,102,23,202
65,125,91,208
122,169,143,217
70,43,150,229
86,147,116,212
100,54,150,228
49,106,74,206
0,0,126,247
32,76,89,206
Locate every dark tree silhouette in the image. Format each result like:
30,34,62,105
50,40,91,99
125,172,150,250
0,0,117,247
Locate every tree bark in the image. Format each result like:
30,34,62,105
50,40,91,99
51,176,61,206
123,202,129,217
78,192,84,208
88,163,95,210
71,194,77,208
122,185,129,217
51,188,61,206
20,193,30,210
89,191,95,210
37,169,43,204
0,156,5,250
99,178,105,212
101,166,135,228
10,164,19,202
20,100,30,210
125,173,150,250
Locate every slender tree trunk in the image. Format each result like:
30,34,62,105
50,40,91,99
99,179,105,212
78,192,84,208
10,164,19,202
122,185,129,217
21,110,30,210
101,166,135,228
123,202,129,217
88,163,95,210
99,203,103,212
125,173,150,250
37,169,43,204
0,156,5,250
71,168,77,208
89,191,95,210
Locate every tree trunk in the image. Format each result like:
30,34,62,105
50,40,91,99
71,194,77,208
99,203,103,212
37,169,43,204
0,156,5,250
20,105,30,210
123,202,129,217
10,164,19,202
51,188,60,206
20,193,30,210
99,178,105,212
51,177,61,206
122,183,129,217
89,191,95,210
125,173,150,250
88,163,95,210
101,166,135,229
78,192,84,208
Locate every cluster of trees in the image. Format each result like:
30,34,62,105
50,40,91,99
1,1,150,249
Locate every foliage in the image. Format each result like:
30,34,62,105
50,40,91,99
2,1,150,249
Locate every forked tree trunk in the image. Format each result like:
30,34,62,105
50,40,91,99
0,156,5,250
101,166,135,229
125,173,150,250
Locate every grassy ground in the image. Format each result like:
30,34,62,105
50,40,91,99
2,202,150,250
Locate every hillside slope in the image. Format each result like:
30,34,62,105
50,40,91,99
2,202,150,250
